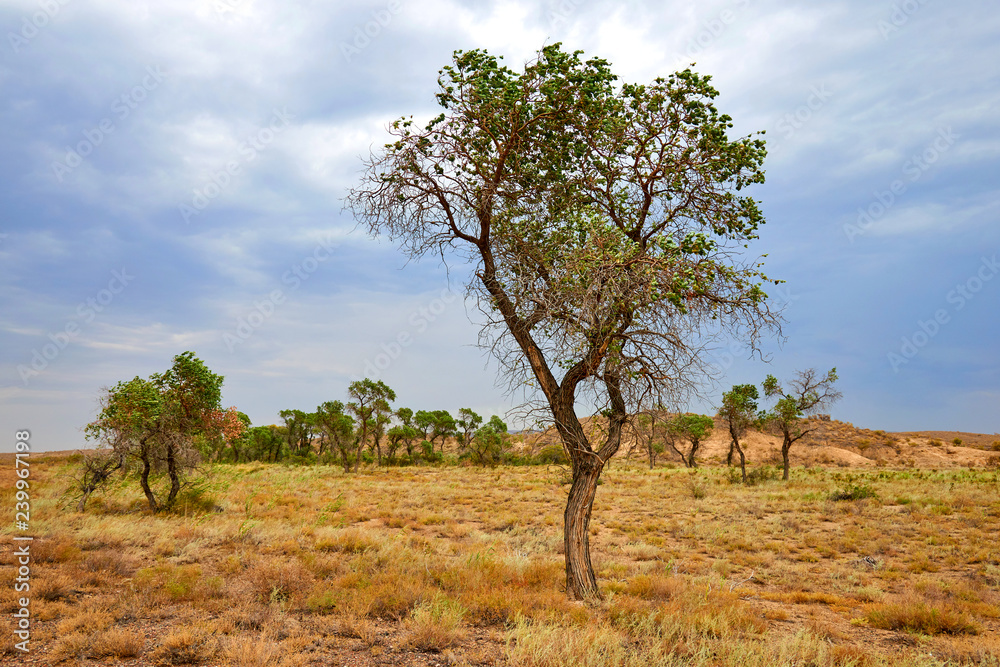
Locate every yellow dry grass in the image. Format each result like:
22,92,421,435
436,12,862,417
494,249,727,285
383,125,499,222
0,454,998,666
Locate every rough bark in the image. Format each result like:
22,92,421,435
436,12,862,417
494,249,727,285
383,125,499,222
564,459,604,600
729,423,748,483
139,448,159,513
165,441,181,510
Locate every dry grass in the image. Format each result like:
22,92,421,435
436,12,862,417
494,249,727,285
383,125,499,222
3,455,999,665
865,598,981,635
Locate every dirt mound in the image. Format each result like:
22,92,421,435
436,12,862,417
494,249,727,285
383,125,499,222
513,415,999,470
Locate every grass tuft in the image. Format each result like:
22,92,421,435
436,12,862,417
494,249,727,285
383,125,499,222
864,599,981,635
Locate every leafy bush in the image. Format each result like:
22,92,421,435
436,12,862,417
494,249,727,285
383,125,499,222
420,441,442,464
533,445,569,465
829,484,878,501
725,465,777,486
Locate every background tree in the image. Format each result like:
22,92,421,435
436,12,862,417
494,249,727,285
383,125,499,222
308,411,328,457
204,407,248,462
315,400,356,471
245,425,284,462
347,45,778,598
718,384,759,483
665,413,714,468
367,389,396,465
393,407,421,459
468,415,509,466
629,405,668,470
346,379,396,471
456,408,483,452
427,409,457,453
762,368,842,480
279,409,314,458
414,410,434,444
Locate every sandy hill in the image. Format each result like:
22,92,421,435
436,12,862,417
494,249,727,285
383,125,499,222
512,415,999,470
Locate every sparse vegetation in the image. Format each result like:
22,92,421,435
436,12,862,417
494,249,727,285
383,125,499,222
762,368,843,481
829,483,879,501
5,453,998,666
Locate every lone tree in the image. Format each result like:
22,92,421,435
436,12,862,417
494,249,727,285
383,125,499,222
84,351,228,512
347,45,778,599
762,368,841,480
718,383,760,483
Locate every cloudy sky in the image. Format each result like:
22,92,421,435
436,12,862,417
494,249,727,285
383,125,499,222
2,0,998,451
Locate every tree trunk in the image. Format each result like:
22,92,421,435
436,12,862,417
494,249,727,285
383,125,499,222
687,439,700,468
734,437,747,483
564,459,604,600
165,442,181,510
781,433,791,480
139,449,159,513
353,431,365,472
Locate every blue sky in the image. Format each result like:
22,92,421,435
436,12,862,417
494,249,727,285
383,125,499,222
2,0,998,451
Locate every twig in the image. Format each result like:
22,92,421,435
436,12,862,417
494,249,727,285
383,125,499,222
729,569,755,592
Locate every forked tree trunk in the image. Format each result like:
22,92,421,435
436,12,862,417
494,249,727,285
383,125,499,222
564,459,604,600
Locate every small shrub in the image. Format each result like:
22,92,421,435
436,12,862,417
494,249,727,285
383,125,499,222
172,481,217,514
725,465,775,486
51,632,91,662
92,628,145,659
684,474,707,499
991,440,1000,451
152,629,213,665
533,445,569,465
829,484,878,501
746,466,777,486
865,600,980,635
952,438,963,446
404,596,467,652
222,635,280,666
